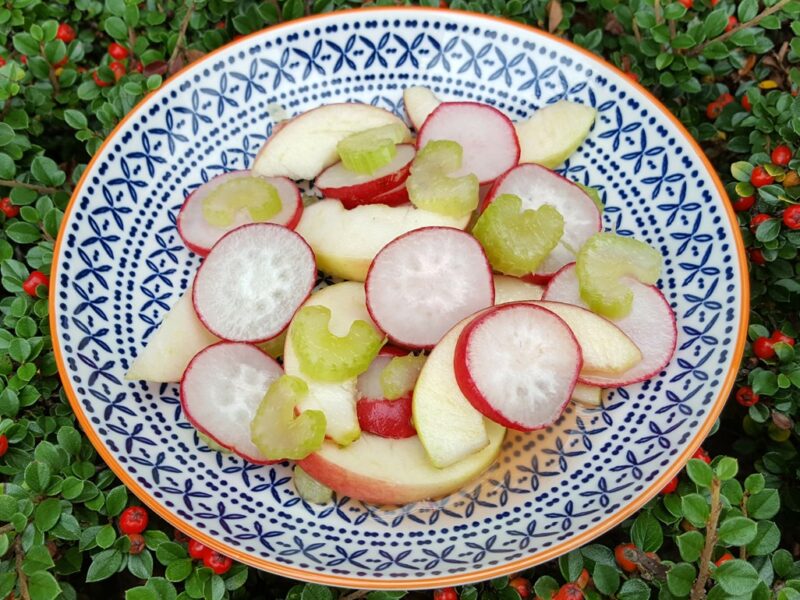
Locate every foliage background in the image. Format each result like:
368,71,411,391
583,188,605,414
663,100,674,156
1,0,799,599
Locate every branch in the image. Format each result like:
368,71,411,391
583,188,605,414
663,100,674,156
739,491,750,560
689,0,792,56
0,180,63,195
167,1,195,74
338,591,368,600
0,523,15,535
14,537,31,600
690,478,722,600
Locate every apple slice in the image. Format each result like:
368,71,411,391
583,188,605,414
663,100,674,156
366,227,494,349
454,303,582,431
293,465,333,505
572,383,602,407
177,171,302,256
543,263,678,386
413,310,499,468
297,422,505,505
283,282,377,446
192,223,315,343
515,100,597,168
493,275,544,304
417,102,520,185
253,103,411,181
295,200,470,281
485,164,601,279
316,145,415,207
181,342,283,464
403,86,442,130
356,350,416,439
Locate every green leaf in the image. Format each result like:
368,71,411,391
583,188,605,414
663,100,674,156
718,517,757,546
104,16,128,39
105,486,128,517
56,426,82,456
592,563,620,595
533,576,560,600
23,544,56,574
676,530,705,562
0,153,15,178
581,544,617,568
156,542,187,565
686,458,713,487
30,156,65,187
559,549,584,581
731,161,754,182
301,584,333,600
28,570,61,600
667,562,696,596
34,498,62,531
747,489,780,519
128,550,154,579
714,559,760,595
714,457,738,480
165,558,192,582
63,109,88,129
367,592,407,600
746,521,780,556
491,576,509,589
682,493,710,526
145,578,178,600
618,579,650,600
126,588,159,600
773,550,794,577
738,0,758,20
86,549,123,582
744,473,765,494
756,218,781,242
5,221,41,244
96,524,117,549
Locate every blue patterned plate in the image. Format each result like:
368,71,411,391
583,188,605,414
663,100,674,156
51,8,747,589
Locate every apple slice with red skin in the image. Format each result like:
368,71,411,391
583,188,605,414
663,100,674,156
192,223,316,343
454,303,583,432
316,145,415,206
177,171,302,256
366,227,495,349
356,347,416,439
403,86,442,130
542,263,677,386
416,102,520,185
181,342,283,464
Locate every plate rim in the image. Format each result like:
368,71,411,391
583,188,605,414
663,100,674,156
50,6,749,590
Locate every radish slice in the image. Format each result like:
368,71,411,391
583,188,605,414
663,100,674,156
416,102,520,185
317,145,415,206
369,182,410,207
181,342,284,464
192,223,315,343
453,303,582,431
365,227,494,349
485,164,601,279
177,171,302,256
356,350,416,439
542,263,677,386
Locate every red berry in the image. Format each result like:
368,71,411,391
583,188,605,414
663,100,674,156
203,550,233,575
93,70,110,87
678,0,693,8
771,145,792,167
625,71,639,82
133,62,143,73
53,56,68,68
173,528,189,543
0,197,19,218
575,568,590,589
783,205,800,230
615,543,637,572
735,386,759,407
715,553,734,566
0,56,6,67
510,577,531,599
732,195,754,212
752,336,776,360
188,539,207,560
706,101,723,120
109,61,126,81
692,447,711,464
750,166,774,187
725,15,738,31
22,271,48,297
0,434,8,457
771,330,795,346
439,0,448,6
433,588,458,600
20,55,27,65
118,506,149,534
742,95,752,111
661,475,679,494
710,0,719,5
215,21,227,29
717,93,734,107
553,583,584,600
128,533,145,555
56,23,76,43
749,213,771,232
749,248,766,265
108,42,129,60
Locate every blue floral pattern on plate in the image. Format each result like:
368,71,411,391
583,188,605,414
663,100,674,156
52,8,745,587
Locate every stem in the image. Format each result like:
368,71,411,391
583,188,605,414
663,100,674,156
654,0,663,26
740,491,750,560
632,19,642,43
689,0,791,56
690,478,722,600
41,43,61,97
167,1,195,73
0,523,15,535
14,537,31,600
0,180,63,195
339,591,368,600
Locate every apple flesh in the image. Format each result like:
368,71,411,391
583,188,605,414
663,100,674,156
297,421,505,505
403,86,442,130
515,100,597,168
295,200,470,281
493,276,544,304
572,383,602,407
253,103,411,181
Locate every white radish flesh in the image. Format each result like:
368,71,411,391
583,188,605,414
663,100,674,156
177,172,302,256
404,86,442,130
192,223,315,343
542,263,677,386
181,342,284,464
366,227,495,349
454,303,582,431
416,102,520,185
485,164,601,279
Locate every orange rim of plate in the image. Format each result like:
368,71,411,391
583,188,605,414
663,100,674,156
50,7,749,590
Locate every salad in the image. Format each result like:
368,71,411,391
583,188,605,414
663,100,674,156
125,87,678,507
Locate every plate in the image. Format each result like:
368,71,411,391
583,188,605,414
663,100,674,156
51,7,748,589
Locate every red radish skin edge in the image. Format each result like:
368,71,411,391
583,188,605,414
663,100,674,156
317,144,415,204
179,341,282,465
356,395,416,439
453,303,582,432
416,102,521,185
543,262,678,386
355,346,417,439
191,223,316,344
365,226,495,350
176,175,303,256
